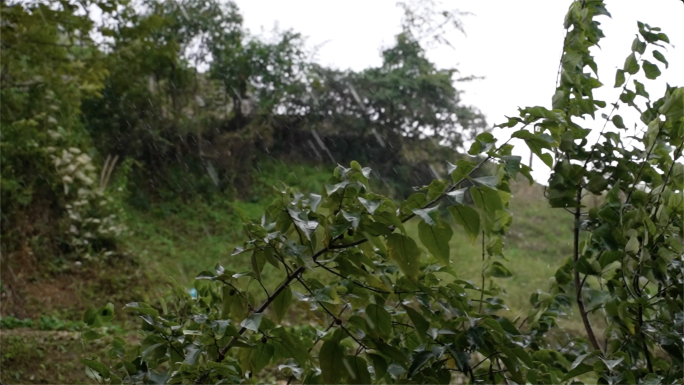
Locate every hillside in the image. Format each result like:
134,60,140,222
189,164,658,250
1,160,580,384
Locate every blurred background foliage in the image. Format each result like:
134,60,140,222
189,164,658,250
1,0,488,266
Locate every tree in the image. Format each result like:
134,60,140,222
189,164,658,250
1,0,126,258
80,2,682,383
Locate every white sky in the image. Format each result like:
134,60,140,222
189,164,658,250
235,0,684,182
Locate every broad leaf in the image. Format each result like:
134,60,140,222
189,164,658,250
365,303,392,339
642,60,661,80
386,233,422,282
417,219,452,265
240,313,263,332
319,341,346,385
623,53,639,75
404,306,429,342
448,204,480,244
273,288,292,322
344,356,371,385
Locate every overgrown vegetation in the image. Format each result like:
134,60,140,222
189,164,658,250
1,0,682,384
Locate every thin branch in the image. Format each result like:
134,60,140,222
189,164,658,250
295,276,367,349
478,230,485,314
315,261,391,294
573,186,602,353
286,305,348,385
217,279,254,310
471,351,501,370
256,279,270,298
638,305,654,373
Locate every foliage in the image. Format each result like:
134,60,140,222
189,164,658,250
504,4,683,383
0,316,34,329
1,0,128,259
78,0,486,199
79,1,683,384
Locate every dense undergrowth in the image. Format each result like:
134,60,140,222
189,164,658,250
1,159,578,384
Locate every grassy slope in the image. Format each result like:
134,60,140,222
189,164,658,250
125,162,576,320
2,161,586,384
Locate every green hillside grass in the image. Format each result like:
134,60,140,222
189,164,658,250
2,160,592,384
124,162,577,324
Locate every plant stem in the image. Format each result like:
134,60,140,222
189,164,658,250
479,230,485,314
573,186,601,352
638,305,654,373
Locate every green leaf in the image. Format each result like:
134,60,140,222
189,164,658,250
83,308,100,327
623,53,639,75
448,205,480,244
417,219,452,265
251,251,266,281
498,318,521,335
659,87,684,122
184,345,201,365
344,356,371,385
83,330,104,341
365,303,392,339
634,80,649,98
376,341,409,368
552,89,567,110
512,131,554,168
450,159,477,183
625,236,640,255
253,342,274,372
404,306,429,342
358,197,382,215
468,132,496,155
446,188,467,204
240,313,263,332
319,341,346,385
587,174,609,194
386,233,422,282
519,164,535,185
652,50,668,68
412,205,439,226
123,302,159,318
369,353,388,379
288,208,318,240
611,115,625,129
400,193,427,217
561,363,593,382
642,60,661,80
486,261,512,278
273,288,292,322
472,176,498,189
502,155,522,178
512,347,533,368
469,186,503,212
408,350,435,377
80,359,110,380
631,37,646,54
615,69,626,88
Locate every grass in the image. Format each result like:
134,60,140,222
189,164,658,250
2,159,591,384
124,162,578,323
122,161,334,283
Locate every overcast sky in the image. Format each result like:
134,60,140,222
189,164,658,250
234,0,684,182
